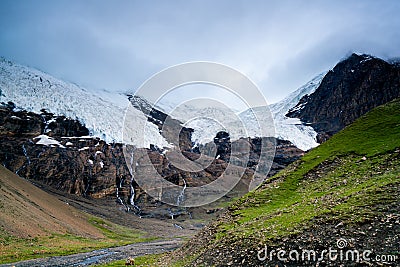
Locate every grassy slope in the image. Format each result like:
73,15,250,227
0,166,152,264
165,99,400,266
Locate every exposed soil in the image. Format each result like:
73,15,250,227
0,166,102,239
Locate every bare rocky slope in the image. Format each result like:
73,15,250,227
0,165,103,239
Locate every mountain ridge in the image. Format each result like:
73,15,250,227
0,57,322,151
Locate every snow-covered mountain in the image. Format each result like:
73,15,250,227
0,57,327,151
156,100,256,144
268,72,327,150
238,73,325,151
156,73,326,151
0,57,170,148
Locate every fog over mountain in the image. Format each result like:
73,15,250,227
1,1,399,104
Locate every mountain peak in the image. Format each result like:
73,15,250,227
287,54,400,141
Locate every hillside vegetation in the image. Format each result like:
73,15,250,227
164,98,400,266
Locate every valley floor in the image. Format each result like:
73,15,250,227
37,183,200,240
0,167,201,265
0,238,182,267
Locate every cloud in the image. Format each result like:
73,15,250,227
0,0,399,105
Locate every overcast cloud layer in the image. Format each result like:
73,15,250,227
1,0,399,104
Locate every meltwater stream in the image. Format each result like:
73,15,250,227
1,239,183,267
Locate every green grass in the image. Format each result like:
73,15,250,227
93,253,165,267
300,98,400,167
167,99,400,265
93,259,127,267
217,99,400,241
92,253,194,267
0,216,154,264
239,154,397,235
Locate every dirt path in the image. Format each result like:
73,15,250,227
1,239,182,267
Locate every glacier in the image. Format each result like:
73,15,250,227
268,72,327,150
0,57,170,149
157,72,326,151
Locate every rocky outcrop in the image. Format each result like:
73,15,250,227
42,109,89,137
127,94,194,151
214,131,231,161
0,101,303,219
287,53,400,141
0,105,128,198
269,139,304,177
0,102,42,136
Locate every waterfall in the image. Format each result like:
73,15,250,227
128,151,141,214
116,187,124,205
129,184,141,214
129,184,135,206
22,144,31,165
129,151,134,174
116,186,129,211
15,166,24,174
167,208,176,220
116,177,131,212
40,114,47,133
16,144,31,174
176,178,187,206
112,145,128,211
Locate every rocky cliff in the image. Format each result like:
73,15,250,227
0,102,302,218
287,53,400,142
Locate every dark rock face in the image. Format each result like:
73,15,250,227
0,104,42,136
269,139,304,177
41,110,89,137
0,105,240,216
127,94,194,152
245,137,303,177
0,106,129,198
214,131,231,161
0,101,304,218
287,54,400,141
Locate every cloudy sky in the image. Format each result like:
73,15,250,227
1,0,399,104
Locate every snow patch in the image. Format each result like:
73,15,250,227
34,135,65,148
360,55,373,63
